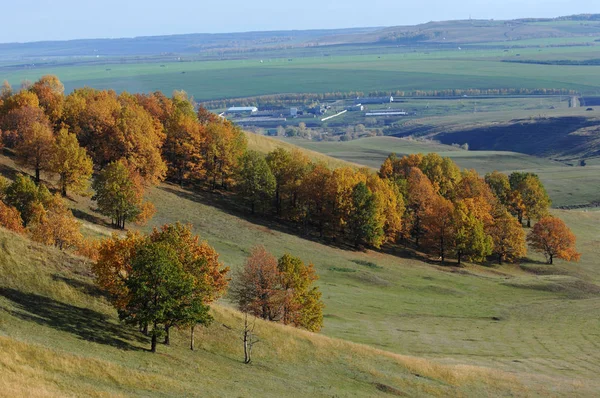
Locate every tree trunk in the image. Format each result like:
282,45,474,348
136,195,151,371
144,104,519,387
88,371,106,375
457,251,461,265
151,322,158,353
498,253,503,265
251,201,255,214
527,218,531,228
142,323,148,335
549,254,553,265
35,167,40,183
164,325,170,345
190,325,195,351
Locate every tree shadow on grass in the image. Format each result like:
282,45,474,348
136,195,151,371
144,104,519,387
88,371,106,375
71,208,114,229
51,274,108,300
0,287,145,351
160,184,357,251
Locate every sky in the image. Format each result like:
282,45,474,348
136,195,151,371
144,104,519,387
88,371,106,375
2,0,600,43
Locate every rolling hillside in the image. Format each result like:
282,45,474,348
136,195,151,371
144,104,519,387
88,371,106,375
1,132,599,396
0,227,539,397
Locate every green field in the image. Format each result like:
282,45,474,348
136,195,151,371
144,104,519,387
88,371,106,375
3,46,600,101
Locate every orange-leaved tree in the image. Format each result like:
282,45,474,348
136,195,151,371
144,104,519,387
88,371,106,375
527,216,580,265
28,195,83,250
0,200,25,234
232,245,283,321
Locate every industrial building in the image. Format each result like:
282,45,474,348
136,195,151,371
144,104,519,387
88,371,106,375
226,106,258,114
354,96,394,105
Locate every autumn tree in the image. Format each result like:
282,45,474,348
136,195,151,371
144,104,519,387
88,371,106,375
348,182,384,248
15,121,55,183
93,231,147,310
161,92,205,185
0,201,25,234
452,201,493,265
527,216,580,264
277,254,323,332
329,167,366,238
28,195,83,250
520,175,551,227
49,128,93,196
236,151,276,214
232,245,282,321
149,223,229,302
30,75,64,127
202,121,247,190
367,174,404,244
489,210,527,264
148,223,227,347
63,89,167,185
298,162,333,237
419,153,462,198
92,161,142,229
266,148,309,218
63,88,120,166
422,194,454,262
405,168,436,247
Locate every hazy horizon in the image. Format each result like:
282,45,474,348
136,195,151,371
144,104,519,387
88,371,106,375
2,0,600,44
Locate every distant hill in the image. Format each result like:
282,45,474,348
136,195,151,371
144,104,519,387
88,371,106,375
2,14,599,61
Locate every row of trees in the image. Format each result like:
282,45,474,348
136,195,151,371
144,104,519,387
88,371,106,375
0,76,579,268
199,88,579,109
233,148,579,265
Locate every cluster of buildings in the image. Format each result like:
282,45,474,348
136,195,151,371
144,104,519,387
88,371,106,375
224,95,404,126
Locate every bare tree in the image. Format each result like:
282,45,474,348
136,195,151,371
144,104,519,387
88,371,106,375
241,312,259,364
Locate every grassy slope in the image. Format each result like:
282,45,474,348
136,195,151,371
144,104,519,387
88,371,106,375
0,228,536,397
1,137,599,396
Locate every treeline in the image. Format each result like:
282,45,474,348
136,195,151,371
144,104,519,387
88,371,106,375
503,59,600,66
200,88,579,109
232,149,580,265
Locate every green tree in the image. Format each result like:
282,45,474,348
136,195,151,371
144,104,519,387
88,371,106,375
348,182,383,248
4,174,51,226
119,242,202,353
485,171,511,206
92,161,141,229
236,150,276,214
49,128,93,196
